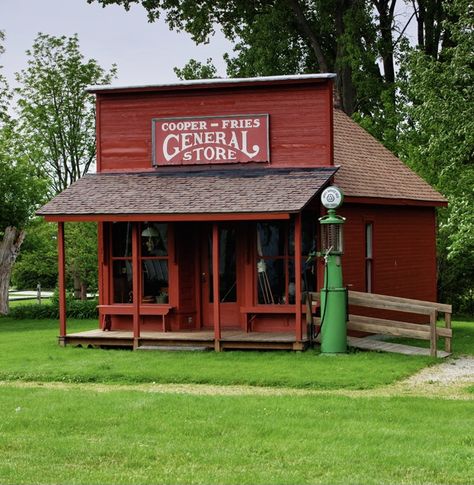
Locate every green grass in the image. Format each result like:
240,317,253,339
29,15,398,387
0,317,473,484
0,386,473,484
0,317,438,390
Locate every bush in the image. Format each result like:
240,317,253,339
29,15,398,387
9,298,98,320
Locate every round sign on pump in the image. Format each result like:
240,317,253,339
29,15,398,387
321,186,344,209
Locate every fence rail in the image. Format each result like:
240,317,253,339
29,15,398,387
306,290,452,357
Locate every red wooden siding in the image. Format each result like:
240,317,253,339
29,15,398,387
97,84,332,172
341,204,437,301
339,203,437,324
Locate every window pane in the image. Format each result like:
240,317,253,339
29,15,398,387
112,222,132,257
257,222,285,257
113,260,133,303
220,228,237,302
302,213,317,255
142,260,169,303
257,259,286,304
366,223,373,258
208,228,237,303
141,223,168,257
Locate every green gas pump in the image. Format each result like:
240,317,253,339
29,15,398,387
319,186,347,353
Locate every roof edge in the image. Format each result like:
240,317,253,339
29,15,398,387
87,73,336,94
344,195,447,207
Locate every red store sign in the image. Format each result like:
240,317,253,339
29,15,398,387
152,114,269,166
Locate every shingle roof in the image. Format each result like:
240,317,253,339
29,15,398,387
37,167,337,217
333,109,446,203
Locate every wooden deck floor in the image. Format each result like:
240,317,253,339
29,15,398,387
64,329,307,350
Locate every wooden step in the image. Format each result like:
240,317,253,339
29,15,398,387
136,345,211,351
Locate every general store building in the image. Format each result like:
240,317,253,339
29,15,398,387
38,74,446,351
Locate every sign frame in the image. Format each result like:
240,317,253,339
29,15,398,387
152,113,270,167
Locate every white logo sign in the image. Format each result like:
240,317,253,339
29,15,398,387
321,186,343,209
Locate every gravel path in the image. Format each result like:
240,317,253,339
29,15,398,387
404,356,474,385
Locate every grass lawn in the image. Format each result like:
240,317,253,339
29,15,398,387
0,317,439,390
0,316,472,484
0,385,473,484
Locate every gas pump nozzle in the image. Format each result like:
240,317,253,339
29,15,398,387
323,246,333,264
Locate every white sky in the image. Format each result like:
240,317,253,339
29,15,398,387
1,0,417,90
0,0,232,89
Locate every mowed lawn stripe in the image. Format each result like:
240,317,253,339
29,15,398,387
0,386,473,485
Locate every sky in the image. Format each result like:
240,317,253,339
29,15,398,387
0,0,232,89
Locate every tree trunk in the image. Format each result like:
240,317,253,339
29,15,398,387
80,282,88,301
0,227,26,315
73,273,82,300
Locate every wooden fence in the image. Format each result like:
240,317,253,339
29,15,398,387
306,290,452,358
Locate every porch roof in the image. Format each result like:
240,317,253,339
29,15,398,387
37,167,337,221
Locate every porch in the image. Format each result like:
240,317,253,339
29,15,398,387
63,328,308,351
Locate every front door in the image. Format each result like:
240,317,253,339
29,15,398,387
200,224,240,328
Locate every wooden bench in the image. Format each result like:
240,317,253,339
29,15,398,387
240,305,300,332
98,304,173,332
306,291,452,357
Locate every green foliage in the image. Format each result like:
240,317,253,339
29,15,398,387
11,218,58,289
0,127,47,233
15,33,117,195
8,297,98,320
398,0,474,313
174,58,217,80
65,222,98,293
0,30,12,123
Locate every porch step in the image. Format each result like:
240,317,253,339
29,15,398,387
136,345,211,352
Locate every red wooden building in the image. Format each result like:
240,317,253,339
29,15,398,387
38,74,446,351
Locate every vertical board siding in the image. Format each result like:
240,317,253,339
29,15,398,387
97,84,332,172
340,204,437,314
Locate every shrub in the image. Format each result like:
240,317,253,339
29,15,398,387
9,298,98,320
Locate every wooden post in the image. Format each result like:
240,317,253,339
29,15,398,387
132,223,140,349
212,223,221,351
57,222,66,346
294,213,303,343
429,309,437,358
445,311,452,353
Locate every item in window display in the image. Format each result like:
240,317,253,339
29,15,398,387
141,224,165,254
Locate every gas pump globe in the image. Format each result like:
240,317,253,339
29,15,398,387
319,186,347,353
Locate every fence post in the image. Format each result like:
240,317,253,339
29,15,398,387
429,309,437,358
36,283,41,305
445,311,452,353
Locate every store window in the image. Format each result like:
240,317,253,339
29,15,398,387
256,221,295,304
255,216,317,305
111,222,133,303
208,227,237,303
110,222,170,304
141,223,169,304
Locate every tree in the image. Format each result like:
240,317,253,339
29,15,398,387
398,0,474,312
174,58,218,80
65,222,98,299
15,33,117,195
11,217,58,290
0,127,47,314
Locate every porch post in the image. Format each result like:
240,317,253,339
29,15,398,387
212,223,221,351
132,222,140,348
294,213,303,346
57,222,67,346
